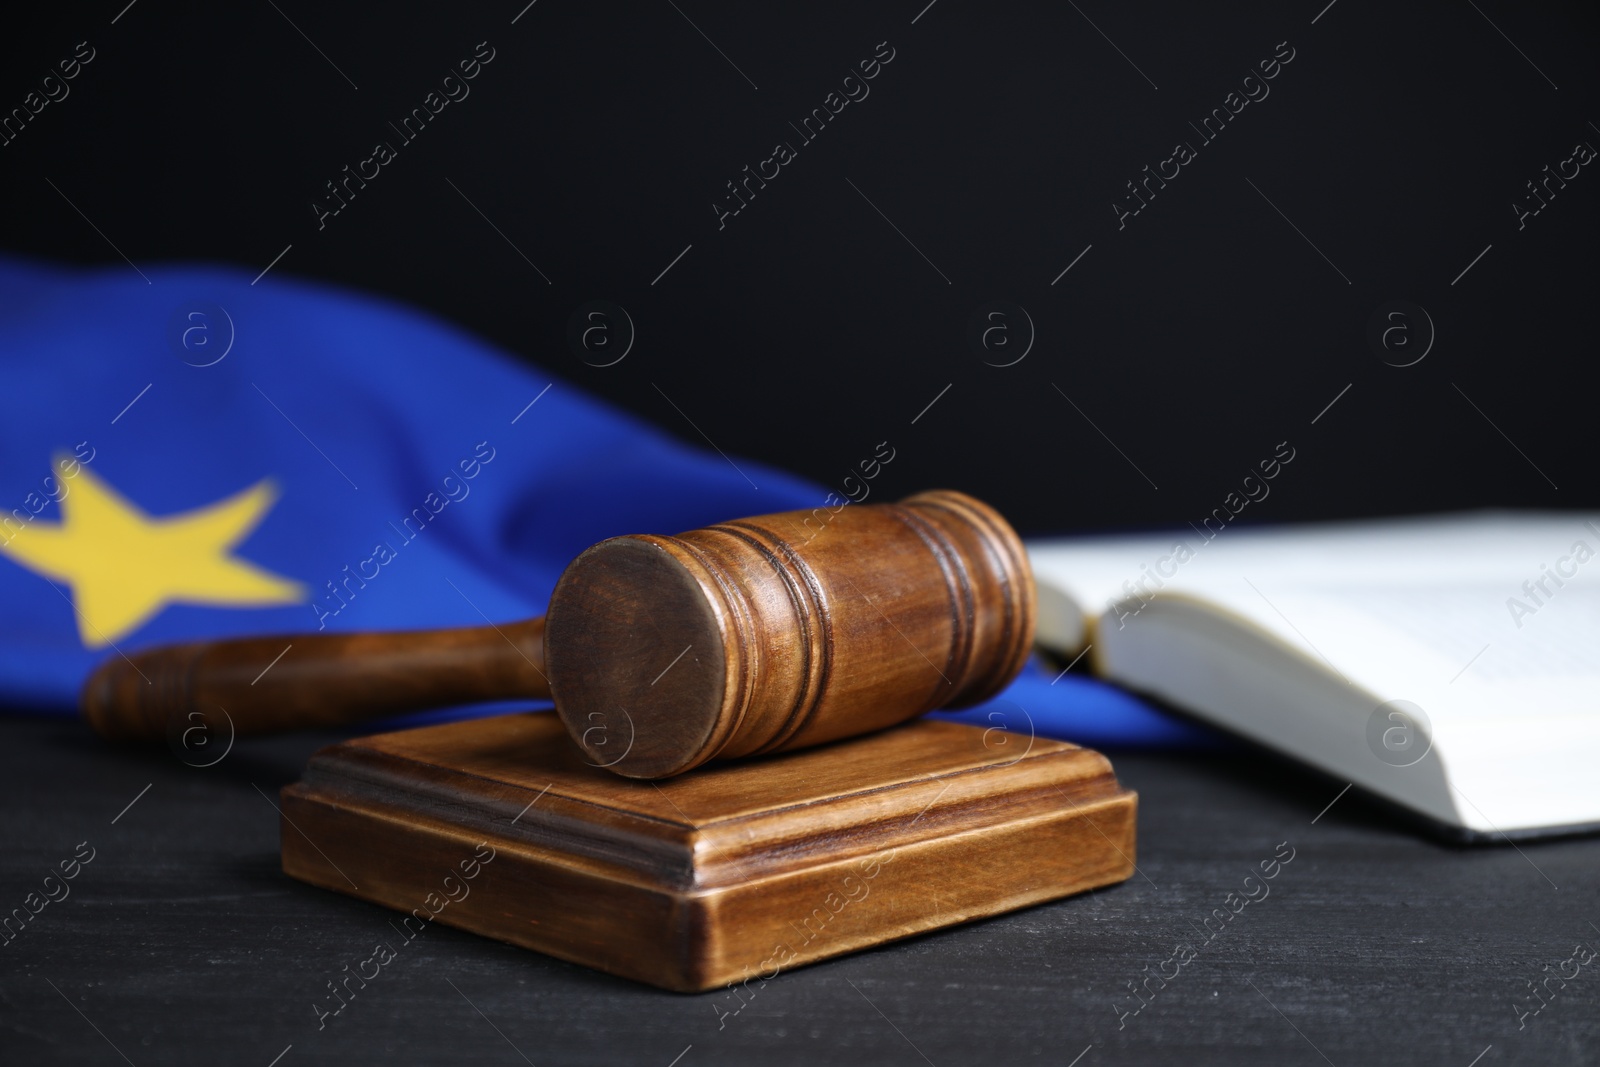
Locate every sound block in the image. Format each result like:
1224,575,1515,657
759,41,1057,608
279,712,1136,992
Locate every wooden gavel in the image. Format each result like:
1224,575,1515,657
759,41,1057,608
82,489,1035,778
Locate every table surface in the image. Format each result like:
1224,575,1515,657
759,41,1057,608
2,711,1595,1067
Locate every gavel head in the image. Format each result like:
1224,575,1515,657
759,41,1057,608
544,490,1034,778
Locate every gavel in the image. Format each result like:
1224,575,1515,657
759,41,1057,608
82,489,1035,778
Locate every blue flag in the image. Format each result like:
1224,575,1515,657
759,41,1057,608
0,256,1208,748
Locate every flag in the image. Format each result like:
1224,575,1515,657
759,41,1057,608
0,255,1209,747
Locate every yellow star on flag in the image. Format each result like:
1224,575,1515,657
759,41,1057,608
0,457,305,648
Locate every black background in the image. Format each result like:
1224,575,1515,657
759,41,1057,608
3,0,1594,537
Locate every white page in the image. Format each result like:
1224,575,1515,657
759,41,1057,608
1026,512,1600,832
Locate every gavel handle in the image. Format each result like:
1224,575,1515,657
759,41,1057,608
81,617,549,742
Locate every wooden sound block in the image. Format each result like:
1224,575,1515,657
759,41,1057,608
279,712,1137,992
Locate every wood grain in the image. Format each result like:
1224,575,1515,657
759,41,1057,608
279,713,1135,991
82,490,1034,781
79,618,548,742
544,488,1035,777
11,713,1600,1065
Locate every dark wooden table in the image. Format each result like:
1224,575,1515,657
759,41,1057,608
2,711,1594,1066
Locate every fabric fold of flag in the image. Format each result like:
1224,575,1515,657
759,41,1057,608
0,256,1209,747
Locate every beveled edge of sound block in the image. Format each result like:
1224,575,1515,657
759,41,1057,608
279,712,1136,992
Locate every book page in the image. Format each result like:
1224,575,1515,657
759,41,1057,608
1030,511,1600,701
1028,512,1600,830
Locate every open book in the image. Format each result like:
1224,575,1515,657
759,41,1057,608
1026,511,1600,839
